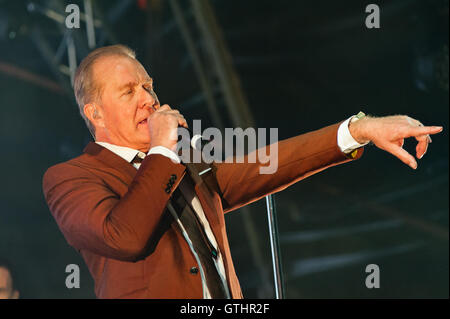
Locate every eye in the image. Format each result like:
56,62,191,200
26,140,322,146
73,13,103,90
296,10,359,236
143,84,152,92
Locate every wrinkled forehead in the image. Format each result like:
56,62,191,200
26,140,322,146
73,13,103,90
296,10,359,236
92,55,151,93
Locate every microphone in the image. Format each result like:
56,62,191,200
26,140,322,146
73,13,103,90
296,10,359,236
150,104,208,150
190,133,204,151
179,125,211,151
180,126,216,179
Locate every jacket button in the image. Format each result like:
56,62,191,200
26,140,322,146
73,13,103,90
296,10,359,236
190,267,199,274
165,187,171,194
170,174,177,181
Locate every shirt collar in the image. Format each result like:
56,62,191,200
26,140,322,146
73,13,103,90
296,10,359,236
95,142,146,163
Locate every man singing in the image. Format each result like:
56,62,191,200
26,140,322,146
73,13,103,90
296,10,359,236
42,45,442,298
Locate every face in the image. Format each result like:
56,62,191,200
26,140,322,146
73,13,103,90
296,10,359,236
91,55,160,152
0,267,18,299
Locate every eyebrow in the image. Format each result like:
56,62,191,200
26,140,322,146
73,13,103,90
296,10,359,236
118,78,153,91
118,82,136,91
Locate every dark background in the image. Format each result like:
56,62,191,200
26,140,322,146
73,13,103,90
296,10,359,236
0,0,448,298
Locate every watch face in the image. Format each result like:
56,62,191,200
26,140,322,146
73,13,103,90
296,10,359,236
351,112,366,123
350,116,359,123
356,111,366,119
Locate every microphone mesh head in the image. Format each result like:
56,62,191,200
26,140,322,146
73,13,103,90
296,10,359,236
191,134,202,150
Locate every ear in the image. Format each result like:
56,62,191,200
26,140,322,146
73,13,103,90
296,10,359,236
84,103,105,129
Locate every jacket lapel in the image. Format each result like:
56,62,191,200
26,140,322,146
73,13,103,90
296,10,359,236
194,182,225,254
83,142,138,185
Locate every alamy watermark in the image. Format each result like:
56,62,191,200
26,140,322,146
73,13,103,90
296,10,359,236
365,264,380,289
65,3,381,30
65,264,80,289
175,121,279,174
365,4,380,29
65,4,80,29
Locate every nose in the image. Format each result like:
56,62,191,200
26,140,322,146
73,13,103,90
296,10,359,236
140,85,159,110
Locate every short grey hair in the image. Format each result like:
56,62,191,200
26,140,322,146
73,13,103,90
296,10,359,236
73,44,136,138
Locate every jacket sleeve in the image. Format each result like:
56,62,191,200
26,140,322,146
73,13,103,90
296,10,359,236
43,154,186,261
215,122,364,213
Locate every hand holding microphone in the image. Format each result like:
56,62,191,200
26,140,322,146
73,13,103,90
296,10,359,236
148,104,188,152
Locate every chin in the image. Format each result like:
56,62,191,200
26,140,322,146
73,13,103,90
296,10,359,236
135,130,150,142
137,138,151,149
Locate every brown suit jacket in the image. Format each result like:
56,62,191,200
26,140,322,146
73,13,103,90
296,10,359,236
42,122,363,298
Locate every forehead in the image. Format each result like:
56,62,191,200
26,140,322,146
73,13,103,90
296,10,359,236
93,55,150,89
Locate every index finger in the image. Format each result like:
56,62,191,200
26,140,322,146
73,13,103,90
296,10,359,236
406,126,443,138
156,104,172,112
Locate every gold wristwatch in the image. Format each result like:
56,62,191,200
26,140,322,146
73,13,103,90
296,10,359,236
350,111,366,124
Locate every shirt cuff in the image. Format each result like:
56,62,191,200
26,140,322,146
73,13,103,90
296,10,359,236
148,146,181,164
337,116,369,154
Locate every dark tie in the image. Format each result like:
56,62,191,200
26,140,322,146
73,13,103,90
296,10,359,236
170,175,228,298
131,153,146,165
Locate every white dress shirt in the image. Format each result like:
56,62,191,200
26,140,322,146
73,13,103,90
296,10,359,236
337,116,369,153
